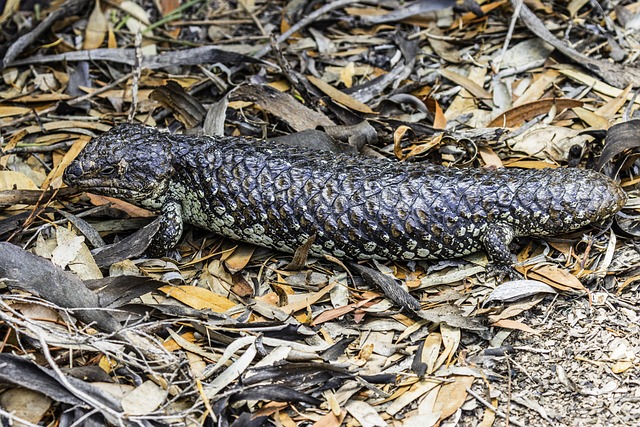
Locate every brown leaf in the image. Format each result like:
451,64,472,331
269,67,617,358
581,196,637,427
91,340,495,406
86,194,155,217
434,376,475,422
310,298,373,327
223,244,256,272
307,75,374,114
232,84,335,131
230,272,254,298
488,98,583,128
524,265,587,292
491,319,540,335
150,81,206,129
438,68,493,107
432,99,447,129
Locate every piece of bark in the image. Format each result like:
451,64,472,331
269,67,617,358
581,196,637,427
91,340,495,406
0,242,121,333
5,46,262,69
0,188,75,209
150,81,206,129
516,2,640,88
347,261,421,312
91,216,162,267
232,84,335,131
2,0,90,68
270,130,357,154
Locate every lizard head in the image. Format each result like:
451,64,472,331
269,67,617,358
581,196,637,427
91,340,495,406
63,124,174,208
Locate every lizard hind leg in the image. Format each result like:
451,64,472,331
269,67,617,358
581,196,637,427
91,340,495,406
482,222,521,280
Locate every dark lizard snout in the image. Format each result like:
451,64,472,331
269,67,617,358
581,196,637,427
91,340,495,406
62,162,83,185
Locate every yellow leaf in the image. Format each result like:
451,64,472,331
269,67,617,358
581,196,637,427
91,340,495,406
279,283,336,314
307,75,373,113
339,62,356,88
0,171,39,191
573,107,609,130
99,356,116,373
595,84,633,119
439,69,492,106
0,106,30,118
160,285,236,312
42,136,90,189
558,67,640,105
612,360,633,374
267,80,291,92
422,332,442,375
0,0,19,25
107,24,117,49
84,0,108,50
434,376,475,422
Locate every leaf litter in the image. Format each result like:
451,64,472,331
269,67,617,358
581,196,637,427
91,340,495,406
0,0,640,426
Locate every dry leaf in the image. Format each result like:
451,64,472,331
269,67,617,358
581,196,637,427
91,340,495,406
86,194,155,217
438,68,492,106
432,99,446,129
160,285,236,312
0,388,51,424
524,265,587,292
345,400,386,427
488,99,583,128
0,0,19,25
513,69,560,107
0,106,30,118
422,332,442,375
595,84,633,119
386,380,440,416
340,62,356,88
42,136,90,189
121,381,167,415
223,244,256,272
84,0,108,50
491,319,540,334
558,67,640,105
434,376,475,422
307,75,374,113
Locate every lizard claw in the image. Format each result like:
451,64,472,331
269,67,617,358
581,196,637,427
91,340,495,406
486,263,524,282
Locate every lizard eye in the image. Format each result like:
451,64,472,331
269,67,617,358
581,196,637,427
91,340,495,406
102,166,116,176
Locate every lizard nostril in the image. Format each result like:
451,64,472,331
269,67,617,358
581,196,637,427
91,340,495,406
63,162,82,184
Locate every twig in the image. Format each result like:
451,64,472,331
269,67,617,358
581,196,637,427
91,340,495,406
493,0,522,72
466,387,526,427
3,72,133,129
0,408,42,427
128,31,142,123
512,0,640,88
623,88,640,121
506,354,512,426
253,0,361,59
36,331,125,425
238,2,267,36
2,0,90,68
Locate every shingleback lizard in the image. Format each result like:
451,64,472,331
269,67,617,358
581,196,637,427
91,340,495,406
63,124,627,267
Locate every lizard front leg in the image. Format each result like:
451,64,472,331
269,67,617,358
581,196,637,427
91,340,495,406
148,197,184,256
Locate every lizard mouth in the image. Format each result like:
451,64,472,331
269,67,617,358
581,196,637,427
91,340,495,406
64,178,148,197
